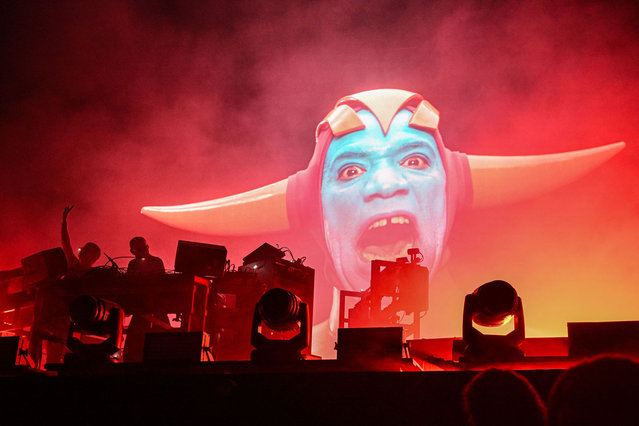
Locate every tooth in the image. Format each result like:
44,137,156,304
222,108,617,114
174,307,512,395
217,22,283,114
369,218,392,230
389,216,412,225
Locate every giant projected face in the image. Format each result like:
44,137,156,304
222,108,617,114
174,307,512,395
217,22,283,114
140,89,624,294
321,109,447,291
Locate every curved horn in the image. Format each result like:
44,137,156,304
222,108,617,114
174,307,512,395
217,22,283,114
141,178,290,235
469,142,625,208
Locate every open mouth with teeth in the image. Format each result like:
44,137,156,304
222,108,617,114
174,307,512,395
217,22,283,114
356,213,419,262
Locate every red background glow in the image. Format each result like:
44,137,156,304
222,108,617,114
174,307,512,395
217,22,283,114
1,0,638,339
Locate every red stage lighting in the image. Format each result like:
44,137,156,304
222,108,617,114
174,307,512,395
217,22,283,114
65,295,124,365
462,280,525,363
258,287,302,332
251,288,308,362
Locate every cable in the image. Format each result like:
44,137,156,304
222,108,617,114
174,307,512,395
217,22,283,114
276,244,296,262
100,255,133,270
276,244,306,265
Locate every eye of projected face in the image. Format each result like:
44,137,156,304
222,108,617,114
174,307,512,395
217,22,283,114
338,165,366,181
400,154,430,169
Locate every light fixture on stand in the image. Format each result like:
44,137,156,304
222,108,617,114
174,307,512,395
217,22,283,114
462,280,524,363
64,295,124,365
250,288,308,362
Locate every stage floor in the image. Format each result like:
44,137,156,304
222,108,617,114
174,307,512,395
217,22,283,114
0,360,564,426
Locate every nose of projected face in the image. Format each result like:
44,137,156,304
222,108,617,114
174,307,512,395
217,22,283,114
363,162,410,201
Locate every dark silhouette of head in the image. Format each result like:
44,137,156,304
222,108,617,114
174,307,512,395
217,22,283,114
548,355,639,426
78,242,101,267
129,236,149,259
463,368,546,426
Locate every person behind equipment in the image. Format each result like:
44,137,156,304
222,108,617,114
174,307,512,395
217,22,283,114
30,205,101,367
61,205,101,276
126,236,165,275
122,236,165,362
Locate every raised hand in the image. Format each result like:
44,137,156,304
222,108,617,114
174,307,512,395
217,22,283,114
63,205,74,220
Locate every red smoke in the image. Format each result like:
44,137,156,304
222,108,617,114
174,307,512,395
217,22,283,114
1,0,638,338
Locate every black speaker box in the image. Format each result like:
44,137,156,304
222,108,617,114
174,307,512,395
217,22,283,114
0,336,20,368
336,327,403,362
143,332,210,362
174,240,226,277
568,321,639,358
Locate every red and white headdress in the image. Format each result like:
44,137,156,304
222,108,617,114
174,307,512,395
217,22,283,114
141,89,625,235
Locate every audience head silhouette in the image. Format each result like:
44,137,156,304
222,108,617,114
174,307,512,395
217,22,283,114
463,368,546,426
548,355,639,426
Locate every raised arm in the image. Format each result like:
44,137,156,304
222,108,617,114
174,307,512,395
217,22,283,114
61,205,79,268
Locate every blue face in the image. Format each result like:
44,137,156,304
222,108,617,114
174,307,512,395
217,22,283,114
321,109,447,291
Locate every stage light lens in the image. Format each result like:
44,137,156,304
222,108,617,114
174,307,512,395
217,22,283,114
69,296,107,328
258,288,301,331
472,280,518,327
69,295,121,335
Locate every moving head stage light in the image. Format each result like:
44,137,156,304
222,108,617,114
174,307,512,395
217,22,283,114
251,288,309,362
462,280,525,363
207,242,314,361
65,295,124,365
